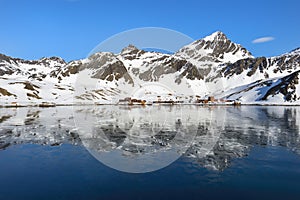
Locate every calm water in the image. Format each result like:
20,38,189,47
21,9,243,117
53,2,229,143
0,105,300,200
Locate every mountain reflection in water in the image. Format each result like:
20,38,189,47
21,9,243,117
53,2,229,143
0,105,300,171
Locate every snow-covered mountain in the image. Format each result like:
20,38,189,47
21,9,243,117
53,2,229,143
0,31,300,106
210,47,300,103
176,31,253,69
224,70,300,104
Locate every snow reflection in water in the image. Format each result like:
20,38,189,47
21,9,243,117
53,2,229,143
0,105,300,172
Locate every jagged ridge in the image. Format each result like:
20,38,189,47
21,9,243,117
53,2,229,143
0,31,299,105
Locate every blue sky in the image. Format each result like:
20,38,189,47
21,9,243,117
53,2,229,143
0,0,299,61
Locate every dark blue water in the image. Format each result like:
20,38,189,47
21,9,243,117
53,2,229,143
1,106,300,200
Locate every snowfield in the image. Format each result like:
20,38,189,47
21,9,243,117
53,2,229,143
0,31,299,106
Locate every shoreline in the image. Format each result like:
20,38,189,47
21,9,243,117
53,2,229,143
1,102,300,108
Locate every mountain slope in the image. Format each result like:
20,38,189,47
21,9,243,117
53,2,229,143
176,31,253,70
204,47,300,97
0,54,72,105
223,70,300,104
0,31,299,106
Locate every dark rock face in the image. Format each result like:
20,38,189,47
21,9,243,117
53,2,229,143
120,44,145,60
138,57,189,81
0,54,15,67
23,82,39,91
261,70,300,101
0,54,18,76
183,63,204,80
86,53,134,84
0,54,66,68
120,48,206,83
176,63,204,84
28,57,66,67
197,32,250,59
0,53,67,78
176,31,252,64
225,70,300,103
58,63,80,77
0,88,16,97
92,60,133,84
0,68,14,76
58,52,134,84
271,54,300,73
222,51,300,79
1,46,205,88
223,57,268,77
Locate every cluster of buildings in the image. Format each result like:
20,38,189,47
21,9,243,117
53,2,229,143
118,97,147,105
195,96,240,105
118,96,241,106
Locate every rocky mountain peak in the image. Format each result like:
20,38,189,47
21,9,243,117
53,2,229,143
290,47,300,54
1,31,299,105
199,31,252,58
203,31,228,42
121,44,140,55
176,31,253,66
0,53,13,63
39,56,66,65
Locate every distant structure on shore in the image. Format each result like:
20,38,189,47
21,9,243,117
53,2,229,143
118,96,241,106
